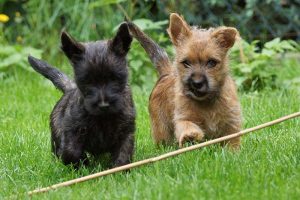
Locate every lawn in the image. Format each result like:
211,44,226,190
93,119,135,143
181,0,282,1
0,67,299,200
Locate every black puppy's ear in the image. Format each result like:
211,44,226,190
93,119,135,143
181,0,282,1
61,31,85,60
111,23,132,56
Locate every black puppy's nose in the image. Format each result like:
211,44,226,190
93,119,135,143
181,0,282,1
191,76,207,90
98,102,110,109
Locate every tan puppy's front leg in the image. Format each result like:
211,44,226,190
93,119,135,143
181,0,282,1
220,124,241,150
175,120,205,148
226,136,241,150
221,132,241,150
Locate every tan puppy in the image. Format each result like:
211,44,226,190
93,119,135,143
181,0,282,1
128,13,242,148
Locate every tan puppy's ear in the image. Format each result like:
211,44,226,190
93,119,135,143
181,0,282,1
211,27,238,49
167,13,192,46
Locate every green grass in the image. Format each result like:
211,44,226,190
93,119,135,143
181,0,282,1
0,69,299,200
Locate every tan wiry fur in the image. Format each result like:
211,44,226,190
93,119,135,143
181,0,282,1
129,14,242,148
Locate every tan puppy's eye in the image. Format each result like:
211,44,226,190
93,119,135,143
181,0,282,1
207,59,218,68
181,59,191,68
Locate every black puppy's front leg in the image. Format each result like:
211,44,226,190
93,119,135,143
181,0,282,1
60,132,88,167
111,133,134,168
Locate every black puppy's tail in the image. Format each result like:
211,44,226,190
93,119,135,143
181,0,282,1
28,56,74,93
127,22,172,76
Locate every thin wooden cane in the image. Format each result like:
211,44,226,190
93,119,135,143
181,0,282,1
27,111,300,196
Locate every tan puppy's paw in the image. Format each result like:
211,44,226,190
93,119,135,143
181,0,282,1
179,129,204,148
221,137,241,151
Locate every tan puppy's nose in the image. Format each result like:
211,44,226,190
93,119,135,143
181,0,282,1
190,75,208,91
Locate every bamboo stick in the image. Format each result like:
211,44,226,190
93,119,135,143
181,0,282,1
27,111,300,196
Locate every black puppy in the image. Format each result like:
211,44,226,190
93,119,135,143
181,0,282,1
28,23,135,168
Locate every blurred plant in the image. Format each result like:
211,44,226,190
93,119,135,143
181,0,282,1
0,0,160,67
0,13,9,23
127,18,171,90
1,0,299,89
153,0,300,42
230,38,299,91
0,44,42,80
0,13,9,41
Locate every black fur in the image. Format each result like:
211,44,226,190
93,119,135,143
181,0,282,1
28,23,135,168
28,56,75,92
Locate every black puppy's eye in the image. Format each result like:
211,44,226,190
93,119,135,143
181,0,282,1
207,59,218,68
84,89,93,96
181,59,191,68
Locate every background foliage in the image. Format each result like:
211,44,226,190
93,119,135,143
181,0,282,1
0,0,299,91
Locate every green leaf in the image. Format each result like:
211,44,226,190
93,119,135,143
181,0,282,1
0,44,43,72
0,54,23,69
265,38,281,49
131,19,168,30
89,0,126,8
